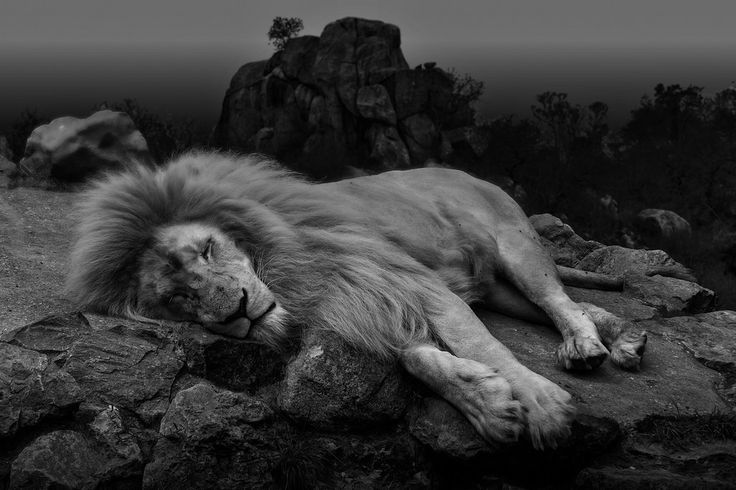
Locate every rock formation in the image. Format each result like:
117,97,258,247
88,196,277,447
212,17,476,177
1,206,735,488
15,110,153,187
635,208,692,243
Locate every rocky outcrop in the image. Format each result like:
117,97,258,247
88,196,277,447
15,110,152,187
2,212,736,488
212,18,475,177
635,208,692,242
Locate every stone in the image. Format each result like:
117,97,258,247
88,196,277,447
2,312,184,424
624,273,715,315
577,245,695,282
640,311,736,404
0,342,81,438
159,383,272,443
390,68,454,120
213,17,466,176
280,36,320,85
16,110,152,185
144,384,278,489
400,113,440,164
10,430,103,489
0,135,12,159
635,208,692,241
0,154,15,187
277,330,410,430
366,124,411,169
530,213,604,267
409,397,491,458
356,84,397,124
475,310,731,424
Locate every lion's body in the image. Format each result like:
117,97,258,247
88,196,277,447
67,152,647,449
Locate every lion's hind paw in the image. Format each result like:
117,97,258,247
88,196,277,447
556,335,609,370
610,329,647,371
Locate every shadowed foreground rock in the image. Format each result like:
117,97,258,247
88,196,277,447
1,219,736,488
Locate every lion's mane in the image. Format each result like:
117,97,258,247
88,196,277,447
67,152,452,357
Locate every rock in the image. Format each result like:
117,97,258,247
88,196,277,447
213,17,470,176
408,397,491,458
16,110,152,186
277,330,410,430
441,126,489,158
367,124,411,169
641,311,736,404
476,310,731,424
530,213,604,267
0,154,15,187
577,245,695,282
0,135,11,160
0,342,81,439
399,113,440,164
390,68,454,120
10,430,104,489
356,84,397,124
624,273,715,315
2,312,184,425
635,208,692,241
144,383,278,489
159,383,272,442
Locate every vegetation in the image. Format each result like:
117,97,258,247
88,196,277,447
95,99,205,161
267,17,304,51
467,83,736,306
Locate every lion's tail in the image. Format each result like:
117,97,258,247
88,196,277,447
556,266,624,291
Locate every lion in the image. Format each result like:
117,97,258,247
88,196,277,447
66,152,647,449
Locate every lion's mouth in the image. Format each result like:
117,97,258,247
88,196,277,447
206,302,279,339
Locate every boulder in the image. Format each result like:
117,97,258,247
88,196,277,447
356,84,397,124
277,330,410,430
635,208,692,241
213,17,471,175
0,154,16,187
530,213,604,267
577,245,695,282
399,113,440,165
0,135,11,160
16,110,152,186
366,124,411,169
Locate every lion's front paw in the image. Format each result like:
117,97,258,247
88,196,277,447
510,369,576,450
459,368,526,445
556,335,609,370
610,329,647,371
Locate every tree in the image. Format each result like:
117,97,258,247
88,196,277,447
267,17,304,51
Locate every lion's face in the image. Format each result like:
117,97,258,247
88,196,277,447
137,223,286,339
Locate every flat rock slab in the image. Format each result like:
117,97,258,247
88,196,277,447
477,310,731,424
1,312,184,433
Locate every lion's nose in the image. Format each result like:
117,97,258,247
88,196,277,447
240,288,249,314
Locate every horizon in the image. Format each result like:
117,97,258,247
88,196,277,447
2,1,736,136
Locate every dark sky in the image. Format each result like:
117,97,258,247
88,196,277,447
2,0,736,133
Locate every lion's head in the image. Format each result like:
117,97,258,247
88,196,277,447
136,222,287,340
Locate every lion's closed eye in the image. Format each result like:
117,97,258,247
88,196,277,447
201,239,214,262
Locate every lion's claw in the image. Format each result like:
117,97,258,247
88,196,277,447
556,335,609,370
610,329,647,370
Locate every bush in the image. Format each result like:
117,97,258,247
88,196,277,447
267,17,304,51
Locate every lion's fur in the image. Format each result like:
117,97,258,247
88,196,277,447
67,152,462,358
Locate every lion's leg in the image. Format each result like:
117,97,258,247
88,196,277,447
576,302,648,370
482,279,647,370
431,294,575,450
401,343,525,445
493,228,609,370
